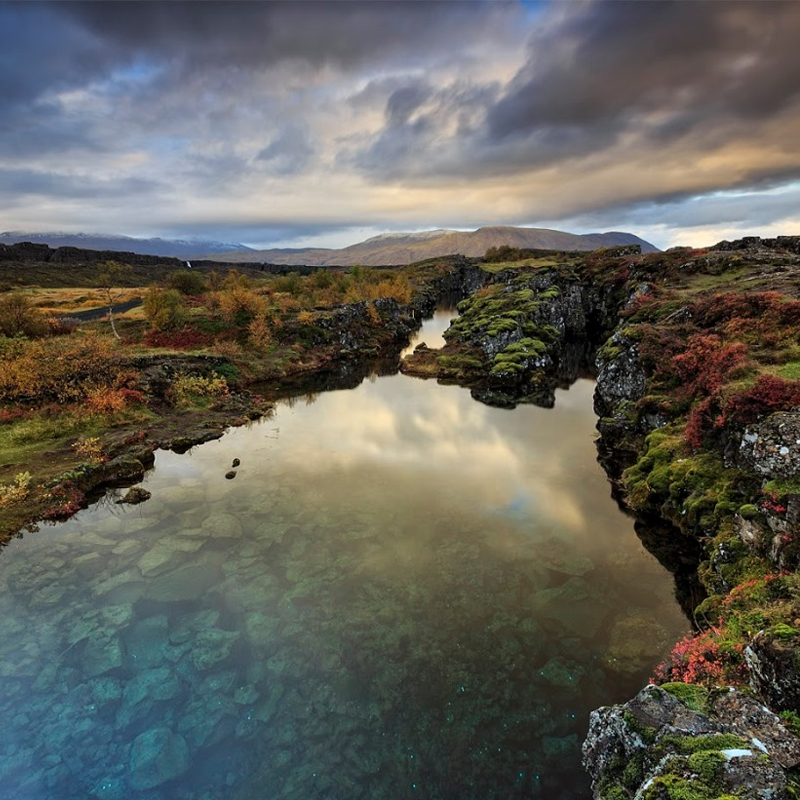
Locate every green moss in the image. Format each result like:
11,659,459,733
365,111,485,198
660,733,746,755
686,751,725,784
622,753,646,789
660,683,710,713
738,504,759,520
623,710,657,744
780,710,800,737
769,622,799,640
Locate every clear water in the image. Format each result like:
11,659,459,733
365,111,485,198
401,307,454,356
0,315,688,800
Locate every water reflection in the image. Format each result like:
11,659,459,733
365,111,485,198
401,307,455,356
0,334,688,799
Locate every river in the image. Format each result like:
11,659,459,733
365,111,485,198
0,310,688,799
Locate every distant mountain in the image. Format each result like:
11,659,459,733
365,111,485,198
209,226,659,265
0,231,254,259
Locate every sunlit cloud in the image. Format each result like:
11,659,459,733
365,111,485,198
1,1,799,249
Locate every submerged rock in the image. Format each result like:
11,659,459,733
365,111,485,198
601,613,670,678
128,727,189,790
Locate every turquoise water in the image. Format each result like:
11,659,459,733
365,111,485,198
0,316,688,799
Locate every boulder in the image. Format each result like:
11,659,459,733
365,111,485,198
128,727,189,790
583,684,800,799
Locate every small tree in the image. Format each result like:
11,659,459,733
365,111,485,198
97,260,131,340
143,286,187,331
0,292,49,338
167,269,207,296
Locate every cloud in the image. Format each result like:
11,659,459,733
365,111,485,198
2,0,800,248
256,125,315,176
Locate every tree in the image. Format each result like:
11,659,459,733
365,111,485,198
143,286,187,331
97,260,131,340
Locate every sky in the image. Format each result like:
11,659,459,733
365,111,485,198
2,0,800,251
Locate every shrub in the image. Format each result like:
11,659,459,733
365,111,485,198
143,286,187,331
167,269,207,296
216,285,265,324
0,472,32,507
247,314,273,353
144,326,214,350
720,374,800,428
168,373,229,408
0,292,50,338
72,436,106,463
0,333,120,404
672,334,748,396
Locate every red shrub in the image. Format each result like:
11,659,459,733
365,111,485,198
694,292,795,325
673,334,748,396
655,629,726,684
721,374,800,428
144,326,215,350
684,396,719,450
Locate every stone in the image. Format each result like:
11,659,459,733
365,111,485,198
125,615,170,670
82,633,123,678
136,542,188,578
201,513,243,539
537,538,594,576
737,412,800,478
128,727,189,790
602,612,670,678
583,685,800,800
537,656,584,690
190,628,240,671
532,577,609,638
117,487,151,505
145,562,221,603
745,630,800,713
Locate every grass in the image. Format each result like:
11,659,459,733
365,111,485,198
25,287,144,314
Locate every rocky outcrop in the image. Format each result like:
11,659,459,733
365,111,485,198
583,684,800,799
746,631,800,712
734,411,800,478
594,332,647,419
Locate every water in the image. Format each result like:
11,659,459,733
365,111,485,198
0,314,688,799
401,307,454,356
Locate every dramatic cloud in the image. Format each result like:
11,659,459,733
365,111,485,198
2,0,800,248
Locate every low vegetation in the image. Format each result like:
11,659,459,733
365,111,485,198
0,256,456,537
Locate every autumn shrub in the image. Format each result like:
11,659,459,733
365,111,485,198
168,373,229,408
167,269,207,296
247,314,273,353
720,374,800,428
144,326,215,350
297,310,314,325
0,472,32,507
0,333,120,404
0,292,50,338
143,286,187,331
216,285,266,324
672,334,749,397
72,436,107,464
85,386,147,414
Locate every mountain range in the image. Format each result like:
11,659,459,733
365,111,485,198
0,226,658,266
211,227,658,265
0,231,253,259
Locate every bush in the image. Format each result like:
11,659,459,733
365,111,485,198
167,270,207,296
143,286,187,331
216,285,265,324
0,333,120,404
168,373,229,408
0,292,50,338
